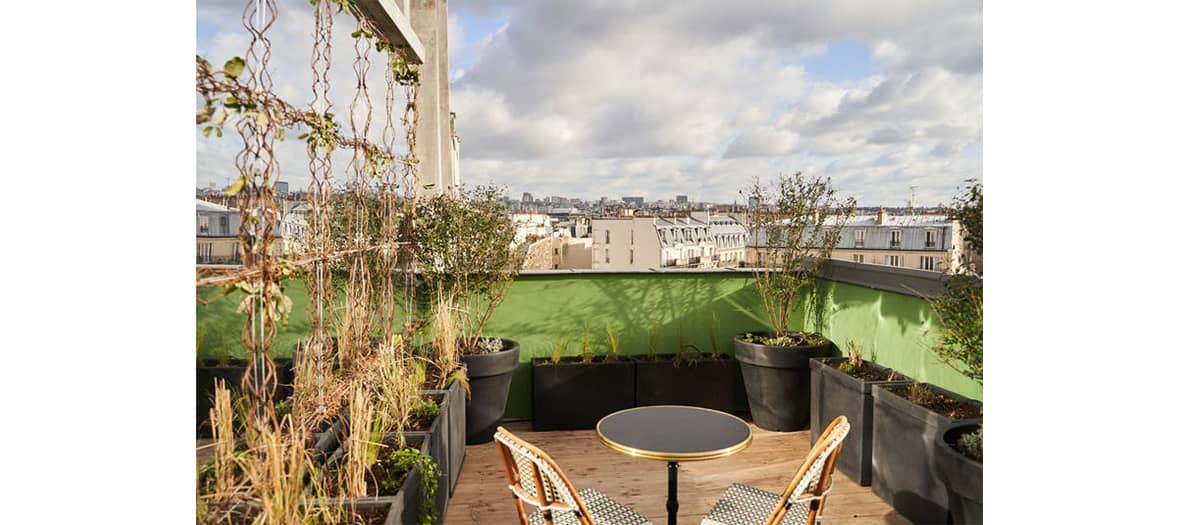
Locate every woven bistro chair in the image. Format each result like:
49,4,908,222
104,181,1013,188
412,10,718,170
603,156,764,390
700,416,851,525
493,426,652,525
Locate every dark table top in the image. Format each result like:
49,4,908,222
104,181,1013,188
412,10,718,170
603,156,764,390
596,405,752,461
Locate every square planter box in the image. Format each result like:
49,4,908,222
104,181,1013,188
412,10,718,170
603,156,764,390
635,354,738,412
872,383,982,525
531,357,636,431
407,395,449,524
321,433,431,525
809,358,911,486
425,378,467,497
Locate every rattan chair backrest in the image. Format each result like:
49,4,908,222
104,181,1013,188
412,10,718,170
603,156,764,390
494,426,594,525
765,416,850,525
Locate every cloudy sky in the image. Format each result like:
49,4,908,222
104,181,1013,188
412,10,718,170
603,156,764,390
197,0,981,207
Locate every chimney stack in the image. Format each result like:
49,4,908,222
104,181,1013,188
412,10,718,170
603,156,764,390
877,207,888,225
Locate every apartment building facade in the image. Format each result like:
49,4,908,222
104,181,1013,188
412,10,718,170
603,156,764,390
590,213,749,270
745,208,963,273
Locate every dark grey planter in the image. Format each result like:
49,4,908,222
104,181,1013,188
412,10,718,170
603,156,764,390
196,359,247,438
444,372,466,495
407,398,448,524
872,383,982,525
635,354,738,412
809,358,911,486
531,357,636,431
323,434,436,525
311,417,346,466
461,339,520,444
934,419,983,525
734,332,834,431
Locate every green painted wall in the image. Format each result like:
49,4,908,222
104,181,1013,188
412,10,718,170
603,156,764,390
196,272,982,417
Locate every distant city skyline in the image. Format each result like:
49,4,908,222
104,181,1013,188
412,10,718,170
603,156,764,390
196,0,981,208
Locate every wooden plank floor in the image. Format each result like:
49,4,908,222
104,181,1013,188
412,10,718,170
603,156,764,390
447,421,910,525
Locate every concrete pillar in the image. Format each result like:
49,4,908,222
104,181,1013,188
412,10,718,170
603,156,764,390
410,0,455,198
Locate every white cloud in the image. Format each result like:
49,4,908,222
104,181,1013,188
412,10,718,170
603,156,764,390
195,0,982,206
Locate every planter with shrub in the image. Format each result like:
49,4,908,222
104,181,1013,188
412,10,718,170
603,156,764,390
809,343,911,486
415,186,525,445
741,172,856,432
735,331,833,431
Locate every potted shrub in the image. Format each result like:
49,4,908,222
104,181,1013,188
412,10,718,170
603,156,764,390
737,172,855,431
935,419,982,524
872,381,982,524
635,317,738,412
809,341,911,486
415,186,525,444
532,322,636,430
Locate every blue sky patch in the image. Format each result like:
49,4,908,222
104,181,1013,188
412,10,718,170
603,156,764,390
802,40,875,82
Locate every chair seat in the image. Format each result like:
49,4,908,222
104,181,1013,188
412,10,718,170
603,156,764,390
527,487,652,525
701,483,783,525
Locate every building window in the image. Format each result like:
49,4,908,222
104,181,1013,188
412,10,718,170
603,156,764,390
219,216,229,234
888,255,902,267
890,230,902,248
920,256,936,270
629,249,634,264
925,230,937,248
605,248,610,264
605,230,611,244
199,215,210,235
854,230,865,247
852,254,864,264
630,230,634,245
554,248,559,256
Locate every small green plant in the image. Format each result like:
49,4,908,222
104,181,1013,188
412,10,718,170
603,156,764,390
838,340,865,374
672,327,703,366
580,322,594,364
706,312,722,359
273,399,292,422
906,381,936,406
414,398,440,421
604,321,620,362
548,336,569,365
956,427,983,462
386,447,441,525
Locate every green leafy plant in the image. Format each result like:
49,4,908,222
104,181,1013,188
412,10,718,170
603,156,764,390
414,398,440,421
747,172,855,338
388,448,440,525
926,180,983,384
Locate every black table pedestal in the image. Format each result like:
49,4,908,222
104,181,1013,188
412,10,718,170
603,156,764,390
667,461,679,525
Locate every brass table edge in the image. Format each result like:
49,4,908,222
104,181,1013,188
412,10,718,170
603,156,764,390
595,405,754,462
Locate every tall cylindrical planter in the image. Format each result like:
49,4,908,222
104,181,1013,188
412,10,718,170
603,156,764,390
734,332,833,431
934,419,983,525
461,339,520,444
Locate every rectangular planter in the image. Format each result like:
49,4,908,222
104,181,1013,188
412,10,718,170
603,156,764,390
441,366,467,495
322,434,432,525
409,392,449,523
809,358,911,486
531,357,636,431
635,354,738,412
871,383,982,525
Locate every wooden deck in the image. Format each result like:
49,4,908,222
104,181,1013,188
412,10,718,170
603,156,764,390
447,421,909,525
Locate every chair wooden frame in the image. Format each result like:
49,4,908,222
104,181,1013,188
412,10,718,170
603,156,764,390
763,415,850,525
494,426,595,525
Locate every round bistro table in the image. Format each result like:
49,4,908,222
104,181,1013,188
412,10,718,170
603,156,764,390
596,405,752,525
